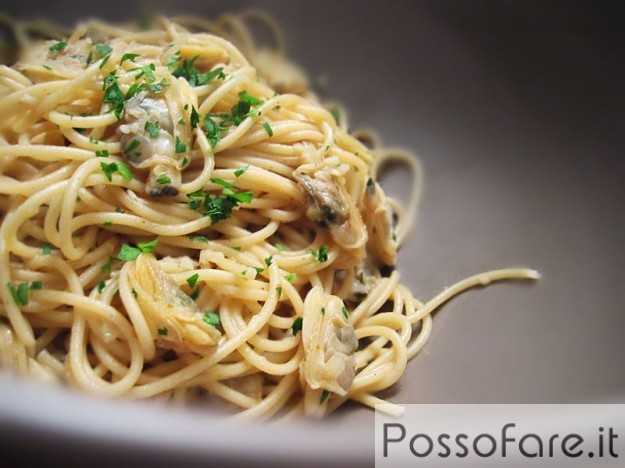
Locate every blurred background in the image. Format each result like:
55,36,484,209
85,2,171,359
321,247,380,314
1,1,623,466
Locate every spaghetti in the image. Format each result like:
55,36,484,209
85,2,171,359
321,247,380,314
0,13,538,419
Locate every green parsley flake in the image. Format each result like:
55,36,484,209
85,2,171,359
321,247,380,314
157,327,168,336
262,122,273,137
234,165,249,177
95,149,109,157
117,244,142,261
342,306,349,319
189,235,209,243
284,272,296,282
175,136,187,153
7,282,32,306
120,53,139,64
202,310,221,327
190,106,200,129
49,41,68,53
97,281,106,294
319,390,330,405
190,288,200,300
275,243,286,252
210,178,236,189
308,245,329,263
100,161,133,182
321,306,325,315
136,238,158,253
156,174,171,185
144,121,160,138
42,243,52,255
95,44,112,56
264,256,273,267
291,317,303,336
101,257,114,272
186,273,199,288
169,53,226,87
222,187,253,203
117,238,158,261
203,115,222,150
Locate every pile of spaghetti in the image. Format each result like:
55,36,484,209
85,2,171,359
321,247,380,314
0,13,538,419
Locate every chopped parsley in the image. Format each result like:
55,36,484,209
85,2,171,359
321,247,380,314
319,390,330,405
49,41,68,53
231,91,264,125
95,44,112,57
101,257,114,272
97,281,106,294
100,161,133,182
116,238,158,261
291,317,303,336
144,121,159,138
262,122,273,137
211,178,235,189
264,256,273,267
202,310,221,327
221,187,253,203
102,74,125,119
131,288,138,298
131,63,156,82
7,282,41,306
232,246,242,251
93,44,113,69
201,91,264,149
275,243,286,252
42,243,52,255
120,53,139,64
95,149,109,157
188,235,209,243
330,105,341,124
102,221,113,226
253,266,264,274
137,238,158,253
187,181,254,225
308,245,329,263
234,165,249,177
156,174,171,185
190,106,200,129
342,306,349,319
203,115,222,150
186,273,199,288
175,136,187,154
190,288,200,300
117,244,142,261
321,306,325,315
157,327,168,336
284,272,296,282
276,286,282,295
102,69,169,119
168,53,226,87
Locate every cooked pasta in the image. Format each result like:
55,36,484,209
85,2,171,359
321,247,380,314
0,12,539,419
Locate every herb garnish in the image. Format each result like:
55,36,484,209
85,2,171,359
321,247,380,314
168,53,226,87
291,317,303,336
202,310,221,327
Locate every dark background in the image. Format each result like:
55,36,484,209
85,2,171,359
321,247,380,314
1,1,623,466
